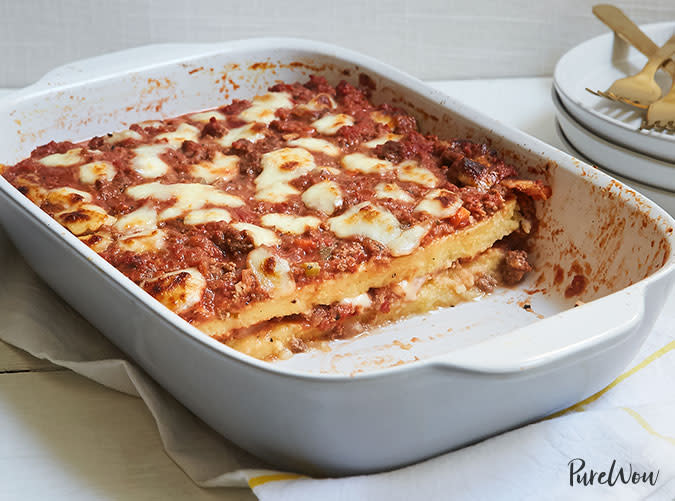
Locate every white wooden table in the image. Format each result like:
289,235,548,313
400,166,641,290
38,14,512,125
1,77,673,500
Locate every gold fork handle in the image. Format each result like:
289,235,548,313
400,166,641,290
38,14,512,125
593,4,675,77
641,34,675,79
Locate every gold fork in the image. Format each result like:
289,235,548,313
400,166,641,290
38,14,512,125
586,33,675,108
588,5,675,109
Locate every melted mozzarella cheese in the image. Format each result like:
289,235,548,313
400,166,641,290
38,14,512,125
374,182,413,202
414,189,463,218
393,276,428,301
45,187,92,207
79,232,112,253
218,123,266,148
38,148,83,167
320,166,342,176
238,92,292,124
301,180,343,215
260,213,320,235
255,147,316,202
118,229,166,253
114,206,158,235
397,160,438,188
55,204,114,236
12,178,46,205
232,223,280,247
341,153,393,174
104,129,143,145
126,182,243,220
155,123,200,147
287,137,340,157
257,183,299,202
328,202,427,256
144,268,206,313
340,292,372,309
301,93,337,112
340,292,373,309
363,134,403,148
190,152,239,183
311,114,354,135
388,224,429,257
328,202,400,246
189,110,226,123
138,120,164,129
131,144,170,178
370,111,395,128
79,161,116,184
184,208,231,225
247,247,295,296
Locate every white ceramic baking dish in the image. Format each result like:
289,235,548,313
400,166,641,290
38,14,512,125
0,39,673,476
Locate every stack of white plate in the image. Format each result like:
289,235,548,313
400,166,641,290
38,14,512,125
553,22,675,215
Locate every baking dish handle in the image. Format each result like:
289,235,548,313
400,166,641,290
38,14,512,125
432,287,648,374
23,43,220,91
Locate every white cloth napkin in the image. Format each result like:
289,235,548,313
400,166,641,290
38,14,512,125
1,225,674,501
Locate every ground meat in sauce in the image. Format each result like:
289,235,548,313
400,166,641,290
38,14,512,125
374,131,436,164
1,74,550,326
231,134,285,178
269,113,315,136
269,81,315,102
219,99,250,115
181,139,211,161
370,286,399,313
501,249,532,285
303,302,358,337
229,139,264,177
208,223,255,257
32,140,78,157
201,117,226,138
475,273,498,293
288,337,308,353
335,118,383,149
322,241,369,274
304,75,336,95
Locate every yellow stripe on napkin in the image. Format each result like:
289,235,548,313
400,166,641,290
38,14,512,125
248,473,305,488
622,407,675,446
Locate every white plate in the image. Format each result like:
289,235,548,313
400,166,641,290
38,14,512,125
555,120,675,216
552,87,675,191
554,22,675,162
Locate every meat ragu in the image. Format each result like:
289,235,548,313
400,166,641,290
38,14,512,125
1,75,551,360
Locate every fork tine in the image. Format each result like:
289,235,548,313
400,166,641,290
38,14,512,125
641,119,664,130
615,95,649,109
585,88,603,97
640,119,675,132
604,90,648,108
586,88,650,109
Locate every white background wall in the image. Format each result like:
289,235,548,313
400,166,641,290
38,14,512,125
1,0,674,87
